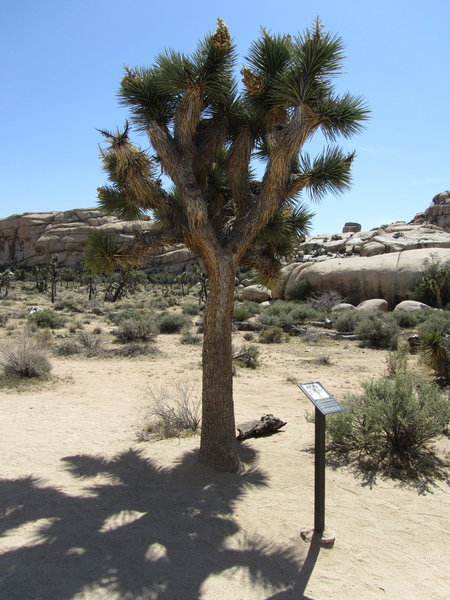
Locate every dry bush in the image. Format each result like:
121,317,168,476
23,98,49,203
0,338,52,378
137,381,201,440
77,331,101,350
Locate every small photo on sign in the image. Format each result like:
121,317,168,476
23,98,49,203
302,383,330,401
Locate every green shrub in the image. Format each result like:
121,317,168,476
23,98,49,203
257,311,281,328
181,302,200,316
151,297,170,310
109,308,150,325
113,316,158,343
285,280,312,301
233,303,252,322
355,314,399,349
28,309,65,329
392,311,420,329
0,339,52,378
418,310,450,334
327,373,450,467
233,344,261,368
333,309,363,333
158,312,190,333
259,301,321,328
288,304,322,323
259,326,285,344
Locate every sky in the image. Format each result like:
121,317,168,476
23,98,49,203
0,0,448,235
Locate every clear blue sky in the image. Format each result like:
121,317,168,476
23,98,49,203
0,0,448,234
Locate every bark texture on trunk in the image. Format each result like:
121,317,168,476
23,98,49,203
198,259,240,472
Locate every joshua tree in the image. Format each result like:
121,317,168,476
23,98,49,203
86,18,368,471
0,269,14,297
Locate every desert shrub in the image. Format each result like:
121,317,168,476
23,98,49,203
232,300,260,323
233,344,260,369
327,373,450,467
288,304,322,323
355,314,400,349
151,297,170,310
391,310,420,329
92,326,102,334
138,381,201,440
259,326,285,344
385,340,409,376
308,289,345,313
28,309,65,329
313,354,333,366
259,301,321,328
285,279,312,301
180,326,201,345
257,311,281,327
113,315,158,343
158,312,190,333
53,299,82,313
33,328,53,347
181,301,200,316
109,308,147,325
113,343,159,357
87,303,105,316
0,314,9,327
78,331,101,350
0,339,52,378
55,340,81,356
333,309,364,333
233,303,252,322
418,310,450,334
243,332,254,341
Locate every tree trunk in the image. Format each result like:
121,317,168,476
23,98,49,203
198,260,240,472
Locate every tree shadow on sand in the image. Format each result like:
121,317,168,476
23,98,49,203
0,445,311,599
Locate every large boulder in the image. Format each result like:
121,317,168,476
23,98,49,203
394,300,431,312
277,248,450,306
356,299,389,312
242,285,272,303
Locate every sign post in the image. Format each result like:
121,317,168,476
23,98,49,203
298,382,345,545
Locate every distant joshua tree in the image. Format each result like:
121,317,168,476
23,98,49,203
86,18,368,471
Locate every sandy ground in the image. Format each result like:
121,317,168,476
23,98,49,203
1,332,449,600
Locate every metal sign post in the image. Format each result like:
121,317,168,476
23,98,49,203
298,382,345,545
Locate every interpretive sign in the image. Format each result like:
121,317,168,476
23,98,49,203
298,382,345,415
298,381,345,543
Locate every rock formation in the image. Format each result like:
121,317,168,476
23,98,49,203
274,248,450,307
0,208,196,272
412,191,450,231
1,191,449,304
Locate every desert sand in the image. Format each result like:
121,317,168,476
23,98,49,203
1,323,449,600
